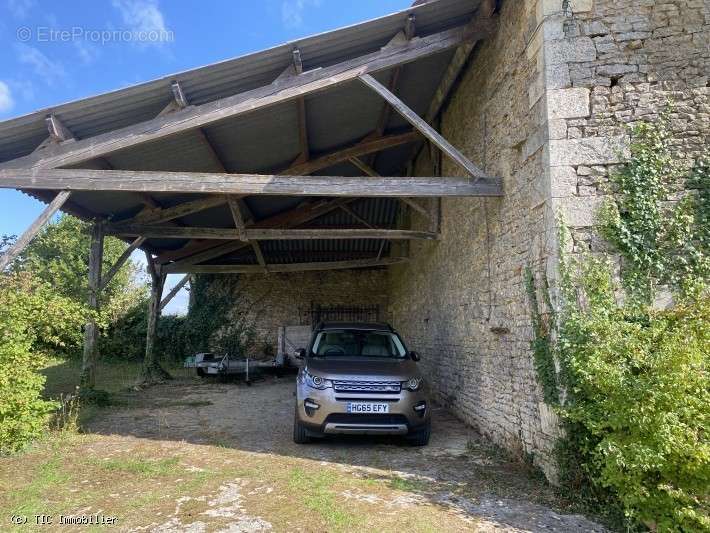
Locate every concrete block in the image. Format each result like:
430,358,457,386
547,88,591,118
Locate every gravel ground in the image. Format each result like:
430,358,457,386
85,375,607,532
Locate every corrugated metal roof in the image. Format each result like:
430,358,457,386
0,0,483,266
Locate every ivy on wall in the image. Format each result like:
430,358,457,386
525,111,709,530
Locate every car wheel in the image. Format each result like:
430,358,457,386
293,409,311,444
406,421,431,446
196,368,205,377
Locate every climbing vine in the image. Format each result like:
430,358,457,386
526,111,709,531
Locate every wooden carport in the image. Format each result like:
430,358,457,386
0,0,499,388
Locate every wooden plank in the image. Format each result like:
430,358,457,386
349,157,380,177
359,74,488,180
0,190,71,271
0,168,503,197
107,225,438,241
227,196,247,240
252,242,267,269
338,202,375,229
171,257,408,274
46,114,75,142
80,222,104,389
159,273,190,311
285,131,419,175
99,236,146,291
0,22,490,171
400,197,430,219
120,196,226,225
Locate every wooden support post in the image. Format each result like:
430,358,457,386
159,274,190,311
80,222,104,389
359,73,489,180
138,252,172,385
0,190,71,271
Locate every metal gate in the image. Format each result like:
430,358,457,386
310,303,380,328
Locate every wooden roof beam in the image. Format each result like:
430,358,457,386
0,190,71,271
284,131,419,175
0,20,493,171
170,257,407,274
359,73,488,180
0,168,503,197
106,226,438,241
156,197,357,267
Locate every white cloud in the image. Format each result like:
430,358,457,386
14,43,66,84
112,0,171,45
6,0,35,18
0,81,14,113
281,0,321,29
74,40,100,65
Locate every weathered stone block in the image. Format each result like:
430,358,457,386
550,166,577,197
547,88,591,118
549,136,629,166
545,37,597,65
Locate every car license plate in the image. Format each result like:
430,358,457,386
347,402,389,414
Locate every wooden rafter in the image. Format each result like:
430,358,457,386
0,20,493,172
0,190,71,271
284,131,419,175
99,236,146,291
0,168,503,197
159,274,190,311
359,74,488,180
156,197,357,266
119,196,227,225
169,257,407,274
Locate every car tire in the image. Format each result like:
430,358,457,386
406,421,431,446
196,368,205,377
293,409,311,444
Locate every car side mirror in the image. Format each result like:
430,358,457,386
409,351,420,362
294,348,306,360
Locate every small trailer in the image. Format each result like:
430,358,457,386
194,352,290,382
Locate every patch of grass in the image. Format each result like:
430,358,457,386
9,456,70,516
388,475,431,493
288,467,354,531
92,456,181,477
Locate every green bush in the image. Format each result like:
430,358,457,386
0,274,87,454
557,260,709,530
527,112,710,530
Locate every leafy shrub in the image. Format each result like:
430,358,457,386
557,260,709,530
0,274,87,453
528,113,710,530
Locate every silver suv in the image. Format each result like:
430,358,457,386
293,322,431,446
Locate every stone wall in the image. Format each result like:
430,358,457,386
388,0,709,481
389,0,561,479
541,0,709,252
207,269,389,356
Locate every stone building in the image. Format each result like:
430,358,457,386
1,0,707,480
210,0,709,479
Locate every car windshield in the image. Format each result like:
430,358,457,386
311,330,406,358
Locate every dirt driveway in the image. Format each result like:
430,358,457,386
77,375,606,532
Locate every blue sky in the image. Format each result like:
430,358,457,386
0,0,411,313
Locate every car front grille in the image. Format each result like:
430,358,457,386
332,380,401,393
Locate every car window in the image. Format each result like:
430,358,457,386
311,330,406,358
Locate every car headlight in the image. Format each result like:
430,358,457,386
303,371,330,390
403,377,422,391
